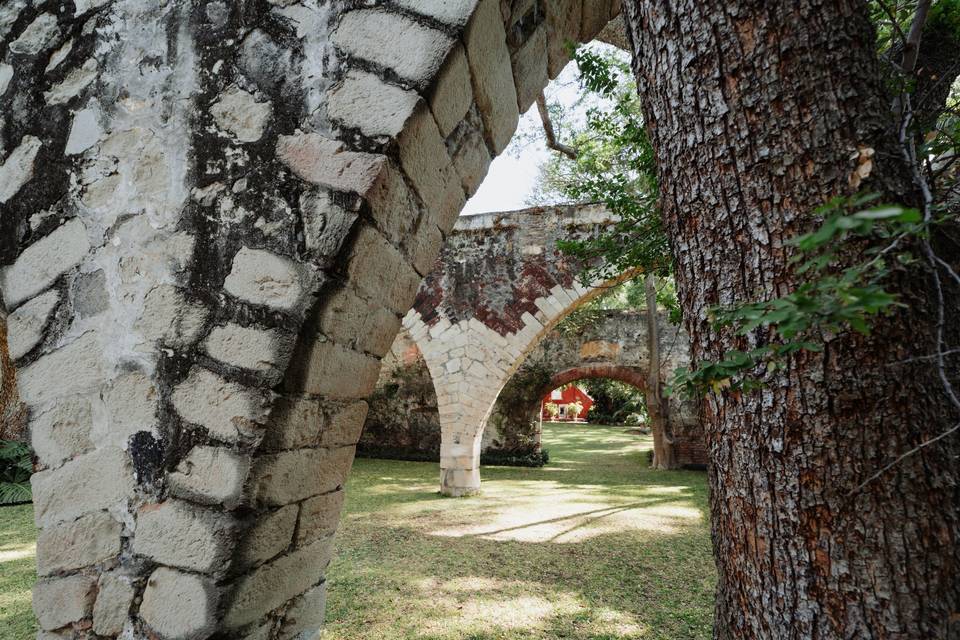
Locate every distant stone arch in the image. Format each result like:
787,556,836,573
403,204,638,494
1,1,626,637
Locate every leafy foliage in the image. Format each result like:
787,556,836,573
581,378,648,425
536,45,671,281
0,440,32,505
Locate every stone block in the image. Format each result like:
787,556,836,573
168,445,251,509
171,367,272,444
582,0,620,41
103,371,158,445
140,568,217,640
235,504,298,571
510,24,547,112
92,572,135,636
136,285,209,349
407,219,445,277
278,582,327,640
298,339,381,400
224,536,334,629
211,85,272,143
448,115,492,200
300,189,359,264
398,106,465,231
65,104,103,155
32,447,135,528
428,45,473,138
133,500,234,573
7,289,58,360
295,490,345,546
318,286,400,357
277,132,388,196
346,225,422,315
545,0,581,77
464,0,520,153
0,135,42,205
36,511,122,576
31,396,93,469
224,247,308,312
0,63,10,96
33,575,96,631
1,217,89,308
17,330,104,407
204,323,293,381
263,396,323,451
332,9,454,88
327,70,419,138
323,402,369,447
361,162,420,249
395,0,478,26
9,13,59,56
250,446,355,507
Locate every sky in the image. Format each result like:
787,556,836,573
460,46,616,216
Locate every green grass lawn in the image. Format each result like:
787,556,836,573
0,423,714,639
0,501,37,639
323,423,715,640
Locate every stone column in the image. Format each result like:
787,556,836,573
2,0,622,635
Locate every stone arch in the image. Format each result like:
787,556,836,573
2,1,624,637
547,363,648,395
407,267,639,496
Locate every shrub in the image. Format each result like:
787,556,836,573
0,440,32,505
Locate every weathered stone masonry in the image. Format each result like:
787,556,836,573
364,205,705,471
403,203,642,495
1,1,623,638
365,307,706,467
489,308,705,467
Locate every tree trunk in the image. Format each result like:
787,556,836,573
621,2,960,638
646,274,676,469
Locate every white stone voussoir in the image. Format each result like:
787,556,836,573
332,9,454,88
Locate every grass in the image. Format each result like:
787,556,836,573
322,423,715,640
0,501,37,639
0,423,715,639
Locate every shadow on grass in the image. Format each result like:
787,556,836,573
323,423,715,640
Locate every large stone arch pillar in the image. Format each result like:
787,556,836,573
407,274,631,496
2,0,622,636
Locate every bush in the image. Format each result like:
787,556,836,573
0,440,32,505
481,448,550,468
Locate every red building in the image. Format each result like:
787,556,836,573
541,385,594,422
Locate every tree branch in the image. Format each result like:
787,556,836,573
901,0,933,74
536,93,579,161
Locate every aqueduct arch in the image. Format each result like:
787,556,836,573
363,302,706,470
1,0,623,637
402,203,636,495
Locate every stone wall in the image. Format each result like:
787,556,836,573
358,329,441,460
403,203,643,493
1,1,623,636
365,308,707,468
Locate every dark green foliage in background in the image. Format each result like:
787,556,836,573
0,440,32,505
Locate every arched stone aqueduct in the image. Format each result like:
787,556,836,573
1,0,626,637
402,203,641,495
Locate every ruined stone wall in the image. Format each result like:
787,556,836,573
403,203,641,493
366,308,706,467
357,329,442,460
488,309,707,467
1,0,623,636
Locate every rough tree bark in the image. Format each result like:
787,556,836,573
621,2,960,638
646,274,676,469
